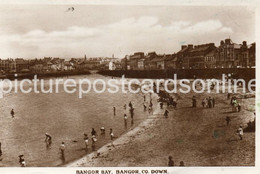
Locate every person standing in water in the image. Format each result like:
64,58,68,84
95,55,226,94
84,134,89,149
100,127,105,134
113,107,116,116
130,108,134,119
10,109,15,118
143,104,147,111
59,142,65,157
91,128,96,136
44,133,52,148
110,128,114,140
124,114,128,125
129,102,133,109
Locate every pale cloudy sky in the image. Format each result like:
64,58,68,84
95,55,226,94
0,5,255,59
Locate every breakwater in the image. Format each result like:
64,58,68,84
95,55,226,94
98,68,255,80
1,70,91,80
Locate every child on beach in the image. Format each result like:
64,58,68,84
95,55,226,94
179,161,185,166
18,155,26,167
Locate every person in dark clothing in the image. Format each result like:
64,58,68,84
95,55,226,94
18,155,26,167
129,102,133,109
11,109,15,118
0,142,2,157
192,96,197,107
130,108,134,118
226,116,231,126
208,97,212,108
164,109,169,118
113,107,116,116
238,104,241,112
91,128,96,136
227,93,231,99
212,97,215,108
160,102,163,109
202,100,205,108
168,156,174,166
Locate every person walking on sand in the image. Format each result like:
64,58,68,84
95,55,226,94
123,104,126,110
113,107,116,116
143,95,146,102
226,116,231,126
84,134,89,148
10,109,15,118
168,156,174,166
164,109,169,118
237,125,243,140
59,142,65,157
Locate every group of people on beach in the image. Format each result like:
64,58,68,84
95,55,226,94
191,96,215,108
168,156,184,167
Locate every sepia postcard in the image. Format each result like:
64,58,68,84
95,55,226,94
0,0,259,174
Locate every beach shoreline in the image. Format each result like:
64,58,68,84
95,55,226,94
66,87,255,167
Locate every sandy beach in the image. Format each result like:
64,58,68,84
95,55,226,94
67,86,255,167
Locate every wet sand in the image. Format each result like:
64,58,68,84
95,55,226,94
67,88,255,167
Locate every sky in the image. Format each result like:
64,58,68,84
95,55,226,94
0,5,255,59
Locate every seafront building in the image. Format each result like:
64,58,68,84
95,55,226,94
123,38,256,70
